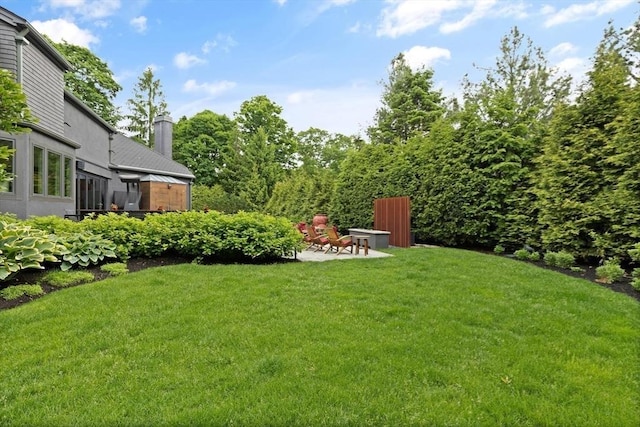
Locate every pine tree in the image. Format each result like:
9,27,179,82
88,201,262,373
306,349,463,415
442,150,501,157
125,68,168,147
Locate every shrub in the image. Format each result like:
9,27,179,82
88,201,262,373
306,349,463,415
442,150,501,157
514,249,530,260
632,269,640,291
493,245,505,255
43,270,95,288
80,213,143,258
25,215,80,234
529,251,541,262
595,259,625,285
57,232,117,271
628,243,640,263
0,221,65,280
0,284,44,300
544,251,575,269
100,262,129,276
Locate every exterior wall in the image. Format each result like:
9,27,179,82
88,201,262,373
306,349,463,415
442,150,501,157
0,21,17,74
140,181,187,211
64,101,111,179
22,42,65,135
0,130,75,218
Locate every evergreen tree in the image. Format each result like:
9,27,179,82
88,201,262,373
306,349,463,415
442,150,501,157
367,53,445,144
125,68,168,147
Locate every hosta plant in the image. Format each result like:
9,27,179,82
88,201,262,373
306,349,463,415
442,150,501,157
58,232,117,271
0,221,64,280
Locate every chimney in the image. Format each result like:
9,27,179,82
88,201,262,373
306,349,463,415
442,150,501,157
153,115,173,158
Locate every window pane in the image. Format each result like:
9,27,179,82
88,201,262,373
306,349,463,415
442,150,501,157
0,140,14,193
64,157,72,197
33,146,44,194
48,151,61,196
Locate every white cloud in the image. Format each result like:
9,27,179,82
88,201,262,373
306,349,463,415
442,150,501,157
377,0,529,37
403,46,451,70
348,21,362,33
173,52,207,69
31,18,99,47
377,0,460,38
183,79,236,96
42,0,122,20
543,0,635,27
440,0,497,34
202,34,237,54
555,57,587,75
274,0,287,5
549,42,578,57
130,16,147,33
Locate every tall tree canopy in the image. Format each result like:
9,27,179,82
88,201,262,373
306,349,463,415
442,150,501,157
234,95,296,170
173,110,236,186
367,53,445,144
48,39,122,126
125,68,168,147
296,128,363,173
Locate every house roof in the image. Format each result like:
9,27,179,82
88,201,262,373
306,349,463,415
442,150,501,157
110,133,195,180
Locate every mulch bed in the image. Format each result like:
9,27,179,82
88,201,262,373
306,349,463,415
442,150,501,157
1,252,638,312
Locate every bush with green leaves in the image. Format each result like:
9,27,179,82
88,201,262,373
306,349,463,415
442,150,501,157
631,269,640,291
544,251,575,269
100,262,129,276
0,221,65,280
629,244,640,291
595,259,625,285
514,249,530,261
79,213,144,258
43,270,95,287
57,232,117,271
0,284,44,300
25,215,81,234
493,245,505,255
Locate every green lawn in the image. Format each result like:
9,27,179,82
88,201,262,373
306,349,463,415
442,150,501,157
1,248,638,426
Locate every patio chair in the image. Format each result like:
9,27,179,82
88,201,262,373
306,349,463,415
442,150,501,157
307,226,330,252
325,227,355,255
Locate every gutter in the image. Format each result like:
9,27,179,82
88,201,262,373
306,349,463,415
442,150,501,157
109,163,195,180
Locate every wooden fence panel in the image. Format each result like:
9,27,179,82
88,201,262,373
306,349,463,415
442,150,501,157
374,196,411,247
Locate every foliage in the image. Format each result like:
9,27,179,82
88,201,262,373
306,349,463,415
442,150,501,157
0,69,36,188
24,215,82,234
544,251,575,269
0,222,64,280
57,233,117,271
264,168,334,223
513,249,530,261
173,110,237,186
529,251,541,262
191,184,251,213
493,244,505,255
0,69,37,133
631,269,640,291
595,259,625,284
234,95,297,170
43,270,95,288
367,53,444,144
296,128,363,173
125,67,168,147
100,263,129,277
80,213,143,259
0,284,43,300
47,38,122,126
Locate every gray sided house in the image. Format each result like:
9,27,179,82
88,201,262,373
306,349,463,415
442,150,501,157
0,6,194,219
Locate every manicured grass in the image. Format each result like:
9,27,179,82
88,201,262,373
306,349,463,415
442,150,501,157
1,248,638,426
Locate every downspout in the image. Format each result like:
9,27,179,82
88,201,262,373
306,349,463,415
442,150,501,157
15,28,30,84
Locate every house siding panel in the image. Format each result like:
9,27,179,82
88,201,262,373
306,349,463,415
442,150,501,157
22,43,64,135
0,23,17,74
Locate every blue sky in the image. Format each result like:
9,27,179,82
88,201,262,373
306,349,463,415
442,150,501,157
4,0,639,137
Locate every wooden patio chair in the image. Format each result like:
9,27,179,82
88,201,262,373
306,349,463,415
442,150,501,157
307,226,330,252
325,227,355,255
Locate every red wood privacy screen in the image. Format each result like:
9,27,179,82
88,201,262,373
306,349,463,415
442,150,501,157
374,196,411,247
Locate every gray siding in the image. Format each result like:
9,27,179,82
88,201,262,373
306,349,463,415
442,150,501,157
22,42,65,135
0,22,17,74
65,101,111,175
